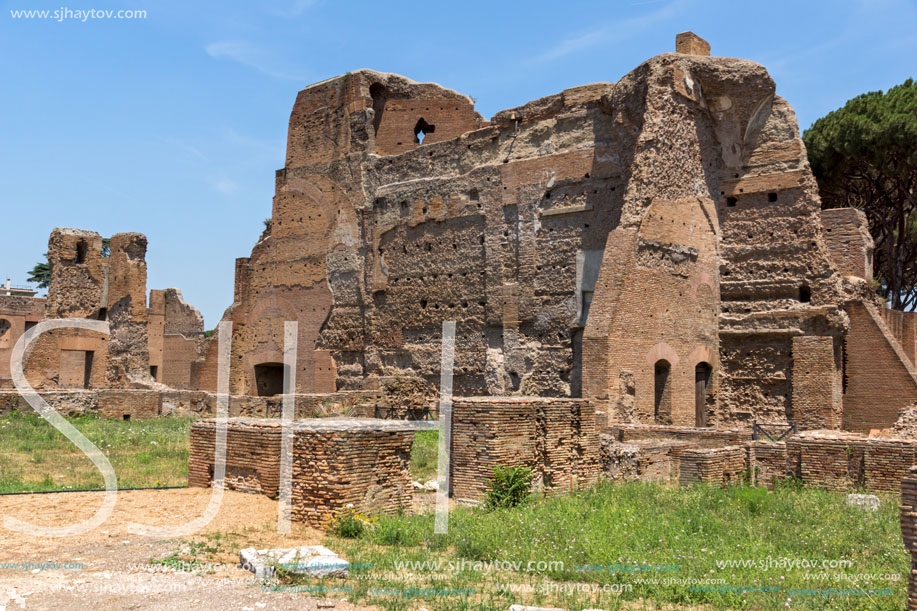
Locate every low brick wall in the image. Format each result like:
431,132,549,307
98,389,161,420
608,424,750,448
450,397,600,503
161,390,214,416
902,468,917,609
746,440,789,487
189,419,282,495
677,446,745,486
0,388,383,420
189,418,414,527
600,435,694,483
787,430,917,493
0,390,97,416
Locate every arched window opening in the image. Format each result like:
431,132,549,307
695,362,712,427
369,83,386,135
414,117,435,144
654,359,672,424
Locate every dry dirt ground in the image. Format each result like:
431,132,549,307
0,488,378,611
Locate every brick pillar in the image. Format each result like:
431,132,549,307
901,466,917,610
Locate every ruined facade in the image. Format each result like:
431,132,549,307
7,33,917,434
148,288,206,389
206,32,914,431
0,228,208,394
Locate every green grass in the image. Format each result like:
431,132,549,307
0,409,191,493
305,481,907,611
410,430,438,482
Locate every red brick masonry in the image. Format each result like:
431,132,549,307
189,418,415,527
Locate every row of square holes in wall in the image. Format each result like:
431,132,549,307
724,192,779,207
389,270,482,285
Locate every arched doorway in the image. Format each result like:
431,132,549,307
695,362,712,427
654,360,672,424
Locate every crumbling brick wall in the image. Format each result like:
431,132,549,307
676,445,745,486
608,423,749,448
787,430,917,493
97,389,161,420
19,228,157,390
745,440,789,487
105,232,151,387
148,288,206,388
189,419,282,495
189,418,414,527
0,294,45,386
201,35,880,433
600,436,693,482
450,397,600,502
820,208,873,281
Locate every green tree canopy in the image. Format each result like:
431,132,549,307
804,78,917,309
26,261,50,289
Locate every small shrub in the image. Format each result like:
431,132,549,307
731,485,769,515
484,465,533,510
329,505,377,538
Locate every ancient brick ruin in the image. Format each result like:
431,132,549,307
182,31,916,436
0,227,212,401
8,33,917,513
189,418,415,526
449,397,600,502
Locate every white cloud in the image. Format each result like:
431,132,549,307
527,0,687,65
205,40,306,81
212,177,239,195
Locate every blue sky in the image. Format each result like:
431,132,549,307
1,0,914,327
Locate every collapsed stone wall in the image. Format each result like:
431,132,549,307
104,232,151,387
600,436,691,482
786,430,917,493
601,429,917,494
746,440,789,487
24,229,110,389
450,397,600,502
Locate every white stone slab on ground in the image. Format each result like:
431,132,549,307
846,493,880,512
239,545,348,579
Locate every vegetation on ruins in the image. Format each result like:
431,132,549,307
330,505,379,539
410,430,438,482
314,481,906,610
805,79,917,309
483,465,534,510
0,409,190,492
